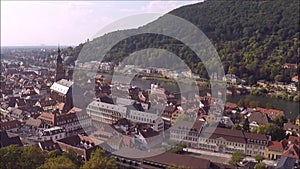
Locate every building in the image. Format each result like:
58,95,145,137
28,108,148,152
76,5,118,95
50,79,74,113
87,99,163,132
296,115,300,126
87,100,125,125
0,130,23,148
170,120,205,147
127,110,164,132
37,111,91,133
10,108,26,120
247,111,272,129
38,140,61,152
0,120,21,131
284,120,300,137
112,150,212,169
265,139,288,160
135,124,163,149
37,126,66,141
197,127,269,156
198,127,246,154
56,134,99,161
55,47,65,82
244,132,269,156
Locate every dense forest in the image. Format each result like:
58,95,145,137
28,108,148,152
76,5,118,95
70,0,299,85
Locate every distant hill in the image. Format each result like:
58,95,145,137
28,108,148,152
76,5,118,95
73,0,299,84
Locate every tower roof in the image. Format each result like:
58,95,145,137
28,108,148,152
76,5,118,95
57,47,63,64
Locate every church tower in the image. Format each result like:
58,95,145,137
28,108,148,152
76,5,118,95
55,47,65,82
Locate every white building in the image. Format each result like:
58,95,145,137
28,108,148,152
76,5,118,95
128,110,164,132
87,100,126,124
86,99,164,132
38,126,66,141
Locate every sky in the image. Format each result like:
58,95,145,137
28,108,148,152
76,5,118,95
1,1,201,46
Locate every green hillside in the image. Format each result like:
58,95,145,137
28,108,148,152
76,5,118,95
74,0,299,85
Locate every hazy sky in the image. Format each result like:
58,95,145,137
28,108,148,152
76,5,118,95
1,1,200,46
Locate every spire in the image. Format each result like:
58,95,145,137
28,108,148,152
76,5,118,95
57,45,63,64
55,44,65,81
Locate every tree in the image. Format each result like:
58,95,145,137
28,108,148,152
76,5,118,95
62,149,83,168
169,144,187,154
38,156,77,169
232,124,242,130
241,118,250,132
0,145,22,169
274,75,283,82
237,98,245,107
48,150,62,158
254,162,266,169
19,146,45,169
274,115,287,127
80,149,118,169
251,123,286,141
254,154,265,163
229,152,245,166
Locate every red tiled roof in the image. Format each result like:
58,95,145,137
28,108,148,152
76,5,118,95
144,152,210,169
288,136,300,146
225,102,237,109
0,120,21,130
255,107,284,116
268,140,288,151
38,112,55,123
282,144,300,159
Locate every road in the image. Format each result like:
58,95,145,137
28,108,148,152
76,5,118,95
183,148,277,166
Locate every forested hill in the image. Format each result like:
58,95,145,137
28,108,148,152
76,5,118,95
168,0,299,84
73,0,299,85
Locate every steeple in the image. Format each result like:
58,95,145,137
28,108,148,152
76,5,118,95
57,46,63,64
55,45,65,82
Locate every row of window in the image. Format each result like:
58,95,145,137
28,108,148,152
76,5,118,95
199,138,245,147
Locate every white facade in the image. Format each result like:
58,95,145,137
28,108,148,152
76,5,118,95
87,100,126,124
128,110,164,132
38,126,66,141
87,100,164,131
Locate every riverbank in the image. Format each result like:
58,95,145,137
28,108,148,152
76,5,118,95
227,95,299,120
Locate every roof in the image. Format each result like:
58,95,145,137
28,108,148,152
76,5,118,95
282,144,300,159
200,127,246,144
172,120,205,133
276,156,297,169
250,107,284,118
296,114,300,120
248,111,270,125
284,122,300,133
11,108,23,115
42,126,65,136
38,112,55,123
38,140,61,152
138,124,160,138
57,134,96,150
244,132,268,142
268,140,288,151
225,102,237,109
25,117,41,127
0,120,21,130
50,79,73,95
288,136,300,145
0,131,23,148
144,152,211,169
